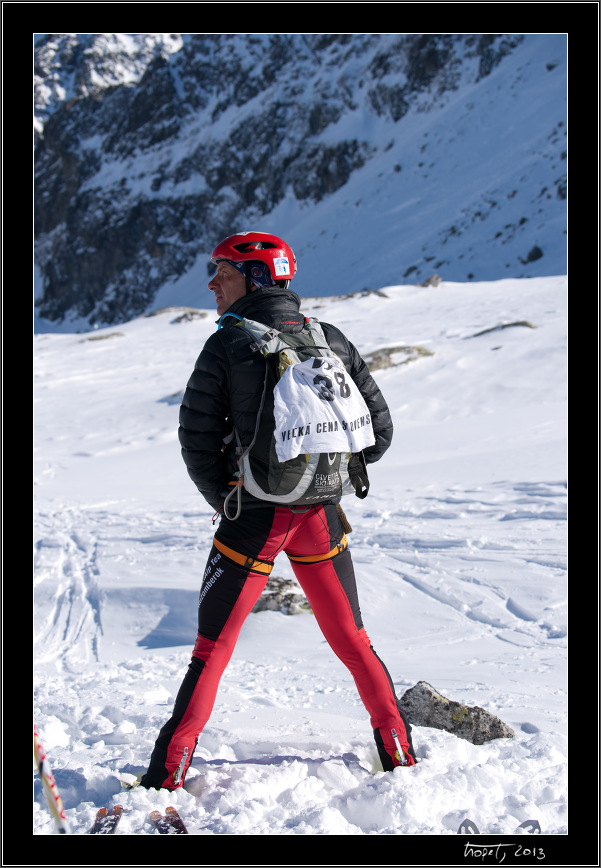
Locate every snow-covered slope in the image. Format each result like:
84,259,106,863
33,274,567,844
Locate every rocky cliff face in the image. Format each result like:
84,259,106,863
34,33,564,327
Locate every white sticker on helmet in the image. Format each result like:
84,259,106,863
273,256,290,277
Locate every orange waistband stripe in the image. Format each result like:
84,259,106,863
287,535,348,564
213,537,274,574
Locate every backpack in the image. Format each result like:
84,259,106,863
223,316,375,518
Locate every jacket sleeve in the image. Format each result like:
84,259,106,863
178,332,231,510
322,323,393,464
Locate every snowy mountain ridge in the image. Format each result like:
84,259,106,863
34,33,567,330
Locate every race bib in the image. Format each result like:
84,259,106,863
273,356,376,461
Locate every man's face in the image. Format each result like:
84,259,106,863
208,260,247,315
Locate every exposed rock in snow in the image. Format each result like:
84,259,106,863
401,681,515,744
252,576,311,616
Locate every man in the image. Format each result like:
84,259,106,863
140,231,416,790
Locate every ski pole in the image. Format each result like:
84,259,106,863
34,725,71,834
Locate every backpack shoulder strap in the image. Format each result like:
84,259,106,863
236,316,330,357
236,317,287,356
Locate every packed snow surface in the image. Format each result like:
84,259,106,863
34,276,567,841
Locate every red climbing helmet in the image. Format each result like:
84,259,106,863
210,231,297,285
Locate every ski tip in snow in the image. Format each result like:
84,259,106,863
89,805,123,834
458,817,542,835
149,806,188,834
458,818,480,834
515,819,542,834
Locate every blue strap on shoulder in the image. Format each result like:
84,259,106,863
218,312,243,330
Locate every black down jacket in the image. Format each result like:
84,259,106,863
178,286,393,511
